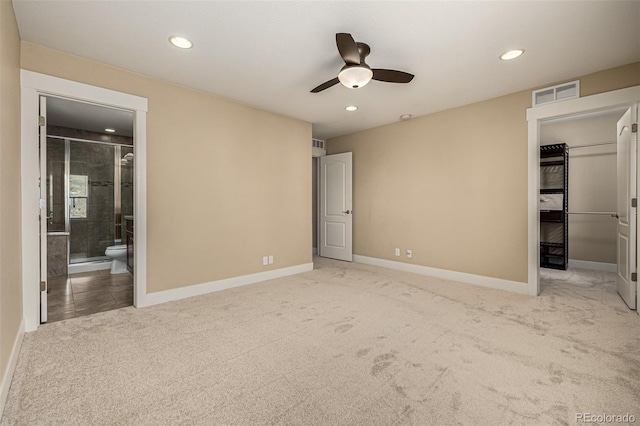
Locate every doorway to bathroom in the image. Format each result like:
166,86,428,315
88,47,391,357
42,95,135,322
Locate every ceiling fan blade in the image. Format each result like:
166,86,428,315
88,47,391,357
310,77,340,93
336,33,360,65
372,69,414,83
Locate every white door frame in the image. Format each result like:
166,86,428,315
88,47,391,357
312,156,321,256
527,85,640,298
312,150,324,257
38,96,48,323
20,70,149,332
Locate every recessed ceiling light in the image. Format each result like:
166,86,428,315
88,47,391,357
169,36,193,49
104,128,116,133
500,49,524,61
400,114,412,121
345,105,358,112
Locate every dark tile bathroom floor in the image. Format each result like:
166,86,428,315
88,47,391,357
47,270,133,322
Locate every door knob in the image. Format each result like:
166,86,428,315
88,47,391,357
343,210,351,214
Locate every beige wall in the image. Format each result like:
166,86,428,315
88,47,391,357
327,63,640,283
580,63,640,98
541,113,620,264
0,0,23,390
21,42,312,293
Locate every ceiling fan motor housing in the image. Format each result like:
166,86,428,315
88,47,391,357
356,42,371,59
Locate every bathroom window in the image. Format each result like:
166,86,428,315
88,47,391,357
69,175,88,218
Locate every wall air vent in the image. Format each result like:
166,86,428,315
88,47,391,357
312,138,326,157
532,80,580,107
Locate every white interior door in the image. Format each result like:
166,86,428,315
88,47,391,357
320,152,353,261
39,96,48,322
616,105,638,310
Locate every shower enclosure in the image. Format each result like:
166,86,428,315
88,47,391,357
46,136,134,270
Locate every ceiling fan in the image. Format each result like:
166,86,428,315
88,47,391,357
310,33,414,93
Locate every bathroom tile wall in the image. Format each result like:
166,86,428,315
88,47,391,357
46,137,68,277
47,235,67,278
46,137,66,232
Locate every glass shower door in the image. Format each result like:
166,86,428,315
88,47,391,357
69,141,115,263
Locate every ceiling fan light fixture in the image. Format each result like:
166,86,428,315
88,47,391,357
169,35,193,49
310,33,414,93
400,114,412,121
104,128,116,133
338,66,373,89
345,105,358,112
500,49,524,61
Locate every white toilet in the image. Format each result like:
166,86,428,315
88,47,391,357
105,245,128,274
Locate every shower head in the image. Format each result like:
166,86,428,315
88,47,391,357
121,152,134,166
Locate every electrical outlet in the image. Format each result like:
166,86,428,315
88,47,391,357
406,249,412,259
268,255,274,264
395,248,400,256
262,256,269,266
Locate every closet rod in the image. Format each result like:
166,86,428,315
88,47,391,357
567,141,616,150
567,211,618,217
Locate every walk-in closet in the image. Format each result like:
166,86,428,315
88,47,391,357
539,108,628,295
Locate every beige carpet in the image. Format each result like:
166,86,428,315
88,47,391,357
2,258,639,425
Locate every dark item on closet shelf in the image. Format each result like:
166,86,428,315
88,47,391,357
540,143,568,270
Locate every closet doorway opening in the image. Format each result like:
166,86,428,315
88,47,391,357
538,109,629,300
312,156,319,257
42,95,135,322
527,85,640,307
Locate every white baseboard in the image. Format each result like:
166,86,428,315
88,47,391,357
568,259,617,272
68,261,112,275
353,255,528,295
143,262,314,307
1,319,24,417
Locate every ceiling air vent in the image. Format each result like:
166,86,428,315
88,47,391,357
312,138,326,157
532,80,580,107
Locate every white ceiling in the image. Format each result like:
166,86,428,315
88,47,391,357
13,1,640,140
